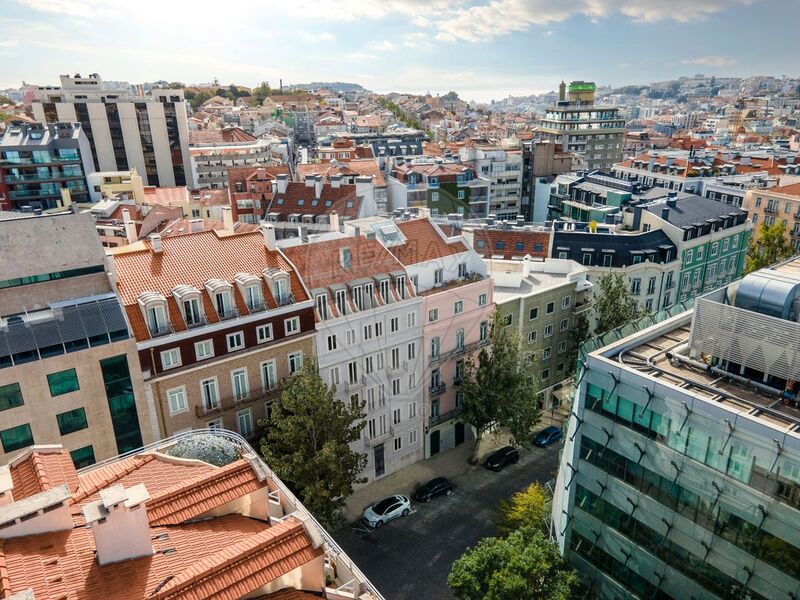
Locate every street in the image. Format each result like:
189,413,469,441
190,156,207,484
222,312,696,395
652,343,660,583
333,443,562,600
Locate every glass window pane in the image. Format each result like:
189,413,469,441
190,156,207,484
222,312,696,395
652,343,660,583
47,369,80,396
70,445,95,468
0,383,23,411
56,407,88,435
0,423,33,453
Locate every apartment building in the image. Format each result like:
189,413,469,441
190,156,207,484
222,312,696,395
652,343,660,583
487,258,591,403
0,122,95,210
0,213,157,466
86,167,146,202
376,216,494,458
32,73,192,187
520,138,574,222
388,158,490,218
553,258,800,600
462,222,551,261
549,171,639,222
551,222,680,313
296,159,388,214
635,193,751,303
538,81,625,171
744,181,800,251
282,234,425,483
0,431,383,599
460,145,523,220
110,225,315,440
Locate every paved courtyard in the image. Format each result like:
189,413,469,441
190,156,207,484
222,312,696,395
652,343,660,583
333,441,562,600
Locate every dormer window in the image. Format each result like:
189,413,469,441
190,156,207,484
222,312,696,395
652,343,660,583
395,275,406,300
379,279,390,304
363,282,374,309
352,285,364,311
335,288,347,316
172,285,204,327
234,273,264,312
263,268,292,306
316,293,329,319
137,292,169,336
205,279,235,320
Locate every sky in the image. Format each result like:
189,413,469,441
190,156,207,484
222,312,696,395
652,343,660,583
1,0,799,103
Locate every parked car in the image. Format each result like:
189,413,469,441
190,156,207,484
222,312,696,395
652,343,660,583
484,446,519,471
533,425,564,447
412,477,455,503
362,494,412,528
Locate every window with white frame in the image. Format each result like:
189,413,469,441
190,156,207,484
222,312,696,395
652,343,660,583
207,418,223,430
480,320,488,341
231,368,249,400
226,331,245,351
544,324,553,337
478,293,487,306
348,361,359,384
409,401,417,419
182,297,202,326
195,340,214,361
237,409,253,438
200,378,219,411
561,296,571,309
409,429,417,445
256,324,273,344
407,342,416,360
363,324,373,340
431,337,440,358
543,347,551,360
528,330,537,343
408,372,416,389
375,321,383,337
288,352,303,375
329,366,340,386
335,289,347,315
393,436,402,452
379,279,390,303
167,386,187,415
145,303,168,335
315,293,329,319
458,262,468,278
428,308,439,322
390,316,399,332
284,316,300,335
393,408,401,425
559,340,567,353
346,328,356,345
392,378,400,395
407,312,416,327
560,318,569,331
376,351,385,370
262,360,277,390
365,355,374,374
160,348,181,370
454,300,464,314
245,285,263,312
434,268,443,285
455,328,465,350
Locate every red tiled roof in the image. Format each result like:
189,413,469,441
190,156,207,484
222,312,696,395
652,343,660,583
283,237,406,290
256,589,322,600
189,126,257,145
296,159,386,187
111,230,308,341
472,229,551,260
767,182,800,197
389,218,468,265
0,516,321,600
8,449,80,500
228,165,291,190
142,186,191,206
267,182,362,219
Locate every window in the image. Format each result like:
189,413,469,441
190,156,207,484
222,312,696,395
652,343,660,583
145,304,168,335
731,234,738,248
328,366,340,386
542,347,552,360
245,285,263,311
237,409,253,438
47,369,80,396
377,352,385,370
527,330,537,343
393,408,401,425
392,378,400,395
327,334,338,352
409,401,417,419
363,324,373,340
480,321,489,340
227,331,245,351
647,277,657,295
502,314,512,327
453,300,464,314
183,298,202,326
428,308,439,322
253,323,272,343
348,361,359,384
231,368,249,400
160,348,181,370
346,328,357,345
559,340,567,353
408,372,416,389
391,347,401,369
645,298,653,311
379,279,390,303
195,339,214,360
284,316,300,335
375,321,383,337
167,387,187,415
335,289,347,315
582,253,592,265
56,408,88,436
546,302,555,314
541,369,550,381
603,254,612,267
394,436,403,452
200,378,219,411
710,241,719,257
395,275,406,299
686,248,693,263
529,307,539,321
288,351,303,375
697,245,704,260
407,312,416,327
631,278,641,295
214,291,233,318
368,418,376,438
70,445,95,468
409,430,418,445
458,262,468,277
0,423,33,453
544,324,553,337
455,328,465,350
390,316,399,332
723,238,730,252
431,337,440,358
560,318,569,331
315,293,329,319
207,419,223,430
407,342,416,360
478,293,487,306
434,268,443,285
431,191,439,202
0,383,23,411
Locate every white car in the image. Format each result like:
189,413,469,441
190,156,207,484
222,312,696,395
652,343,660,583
362,494,412,528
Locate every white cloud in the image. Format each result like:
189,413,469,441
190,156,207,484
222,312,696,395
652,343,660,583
346,52,378,60
371,40,397,51
17,0,119,18
543,30,554,36
0,40,19,47
318,32,335,41
682,55,737,67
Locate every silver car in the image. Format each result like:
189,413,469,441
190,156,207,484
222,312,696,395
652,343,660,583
362,494,411,528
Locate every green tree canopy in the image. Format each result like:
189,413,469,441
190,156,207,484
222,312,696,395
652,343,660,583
495,482,550,535
186,90,212,110
448,527,577,600
745,222,795,274
460,312,541,457
592,272,643,336
253,81,272,103
260,359,367,528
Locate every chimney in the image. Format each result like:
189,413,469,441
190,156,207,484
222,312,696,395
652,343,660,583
149,233,163,253
82,484,153,566
329,210,340,233
260,222,276,251
353,226,361,238
666,193,678,208
314,175,323,199
304,175,315,188
276,173,288,194
189,218,204,233
122,209,138,244
300,226,308,243
661,207,670,221
222,206,234,231
331,174,342,189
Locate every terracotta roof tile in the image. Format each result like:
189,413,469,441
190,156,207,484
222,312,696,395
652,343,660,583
295,159,386,188
228,165,290,190
254,589,322,600
769,182,800,196
472,229,551,260
8,448,80,500
267,182,362,219
389,218,468,265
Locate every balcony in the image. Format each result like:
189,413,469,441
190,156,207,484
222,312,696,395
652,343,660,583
344,375,366,393
573,300,593,314
218,307,240,321
429,405,463,427
4,172,84,183
386,360,407,376
246,301,267,314
363,425,394,449
148,323,175,338
194,387,281,418
185,316,208,329
275,293,295,307
429,382,447,397
430,338,489,365
0,156,81,167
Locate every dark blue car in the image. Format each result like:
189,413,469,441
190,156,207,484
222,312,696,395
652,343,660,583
533,425,564,447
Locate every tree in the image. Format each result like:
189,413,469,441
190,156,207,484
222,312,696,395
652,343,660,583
495,482,549,535
592,272,643,336
187,90,211,110
745,222,795,274
448,527,577,600
260,359,367,528
253,80,272,103
460,312,541,459
566,310,590,372
167,81,185,89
